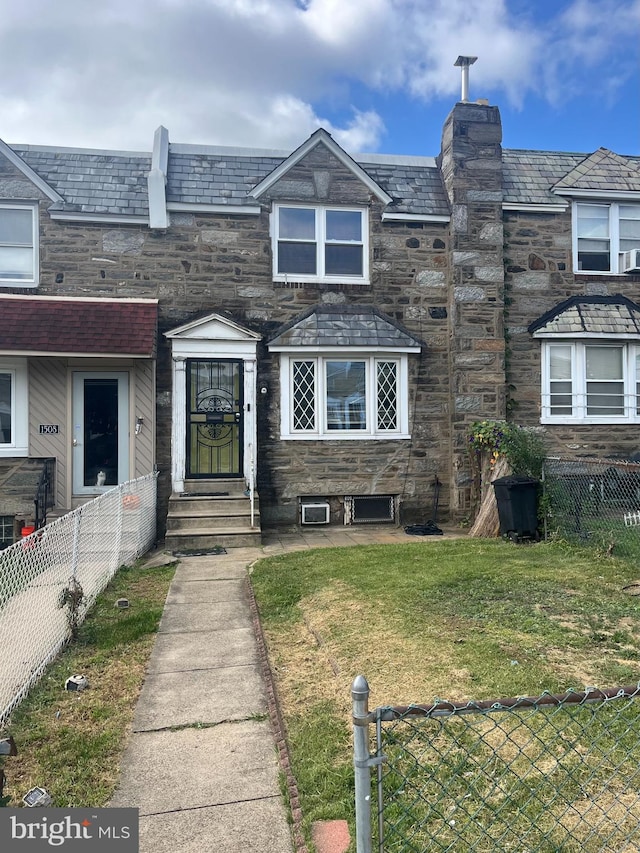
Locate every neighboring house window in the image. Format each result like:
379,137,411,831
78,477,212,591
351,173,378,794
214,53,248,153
542,341,640,422
574,202,640,273
273,204,368,283
0,203,38,285
280,354,409,439
0,360,28,455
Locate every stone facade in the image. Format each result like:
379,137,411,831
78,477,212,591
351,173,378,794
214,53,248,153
2,100,640,532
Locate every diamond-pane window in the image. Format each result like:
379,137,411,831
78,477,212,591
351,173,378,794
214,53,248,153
292,361,316,430
377,361,397,430
281,354,410,438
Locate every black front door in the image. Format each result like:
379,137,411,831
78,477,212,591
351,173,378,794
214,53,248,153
186,359,243,477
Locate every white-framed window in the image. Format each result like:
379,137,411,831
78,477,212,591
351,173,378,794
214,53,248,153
0,359,28,455
574,202,640,273
272,204,368,284
541,341,640,423
279,353,409,439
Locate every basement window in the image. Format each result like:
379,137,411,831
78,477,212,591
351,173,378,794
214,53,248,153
346,495,396,524
0,516,14,550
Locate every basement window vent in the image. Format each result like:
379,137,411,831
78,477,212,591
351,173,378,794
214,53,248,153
348,496,395,524
301,502,330,525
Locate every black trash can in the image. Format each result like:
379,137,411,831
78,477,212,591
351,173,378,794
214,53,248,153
492,475,540,541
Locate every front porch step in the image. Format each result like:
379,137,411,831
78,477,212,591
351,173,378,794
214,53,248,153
165,528,262,550
165,481,261,551
180,478,248,497
168,496,258,515
166,512,260,532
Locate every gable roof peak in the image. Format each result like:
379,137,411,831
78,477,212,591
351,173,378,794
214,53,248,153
248,127,393,205
552,147,640,196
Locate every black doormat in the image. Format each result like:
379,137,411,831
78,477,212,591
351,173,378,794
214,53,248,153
172,547,227,557
179,492,230,497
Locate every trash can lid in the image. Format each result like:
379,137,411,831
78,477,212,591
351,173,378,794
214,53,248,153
492,475,539,487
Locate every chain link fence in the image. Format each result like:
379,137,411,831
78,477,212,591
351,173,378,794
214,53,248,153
0,473,158,727
543,457,640,562
353,677,640,853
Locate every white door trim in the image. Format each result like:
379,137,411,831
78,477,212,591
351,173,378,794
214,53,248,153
72,371,130,494
165,314,260,495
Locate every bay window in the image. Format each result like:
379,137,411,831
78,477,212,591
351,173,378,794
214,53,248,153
543,342,640,422
273,204,368,283
281,354,408,439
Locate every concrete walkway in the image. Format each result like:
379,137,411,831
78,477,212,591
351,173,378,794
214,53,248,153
110,524,463,852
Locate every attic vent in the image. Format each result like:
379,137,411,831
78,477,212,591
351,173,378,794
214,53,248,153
347,496,395,524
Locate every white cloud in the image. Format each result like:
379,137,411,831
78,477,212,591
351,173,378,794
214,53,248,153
0,0,636,151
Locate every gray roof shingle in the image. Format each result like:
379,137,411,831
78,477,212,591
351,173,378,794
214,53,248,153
267,304,424,349
13,146,151,216
529,295,640,337
6,138,639,218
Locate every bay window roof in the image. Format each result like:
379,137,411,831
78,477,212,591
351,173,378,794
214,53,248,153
529,295,640,339
267,305,423,351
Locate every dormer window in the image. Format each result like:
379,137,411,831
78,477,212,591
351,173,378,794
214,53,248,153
0,203,38,286
273,204,368,284
575,202,640,273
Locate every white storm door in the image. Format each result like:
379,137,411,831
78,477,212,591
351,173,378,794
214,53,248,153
72,372,130,494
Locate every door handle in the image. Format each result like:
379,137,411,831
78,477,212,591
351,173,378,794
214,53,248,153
72,438,79,447
234,413,241,423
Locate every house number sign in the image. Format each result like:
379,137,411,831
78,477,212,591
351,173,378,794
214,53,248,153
39,424,60,434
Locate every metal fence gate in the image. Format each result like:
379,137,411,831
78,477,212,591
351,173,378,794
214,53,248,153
352,676,640,853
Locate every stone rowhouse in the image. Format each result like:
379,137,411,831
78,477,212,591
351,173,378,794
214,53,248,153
1,98,639,545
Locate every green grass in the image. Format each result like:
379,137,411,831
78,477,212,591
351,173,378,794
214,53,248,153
251,538,640,850
0,561,176,807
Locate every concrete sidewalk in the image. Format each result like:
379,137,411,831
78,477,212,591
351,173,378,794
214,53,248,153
109,546,291,853
110,525,464,852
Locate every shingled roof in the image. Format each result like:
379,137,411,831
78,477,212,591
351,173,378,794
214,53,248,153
6,136,639,218
0,296,158,356
14,145,151,217
552,148,640,195
267,304,423,349
529,295,640,338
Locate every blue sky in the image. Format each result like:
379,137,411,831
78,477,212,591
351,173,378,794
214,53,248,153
0,0,638,157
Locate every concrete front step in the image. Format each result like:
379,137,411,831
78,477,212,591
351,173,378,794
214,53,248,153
180,478,247,497
165,528,262,550
166,512,261,532
168,496,258,515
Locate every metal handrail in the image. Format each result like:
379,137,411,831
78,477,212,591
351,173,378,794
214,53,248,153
34,458,55,530
248,443,256,528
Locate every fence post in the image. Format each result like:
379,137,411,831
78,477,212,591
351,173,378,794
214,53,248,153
352,674,372,853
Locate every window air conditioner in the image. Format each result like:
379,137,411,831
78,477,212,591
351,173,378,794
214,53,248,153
623,249,640,273
301,502,330,525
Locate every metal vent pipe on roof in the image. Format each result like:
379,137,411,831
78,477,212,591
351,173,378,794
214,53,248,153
454,55,478,103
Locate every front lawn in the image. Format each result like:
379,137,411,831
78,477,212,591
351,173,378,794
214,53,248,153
251,538,640,846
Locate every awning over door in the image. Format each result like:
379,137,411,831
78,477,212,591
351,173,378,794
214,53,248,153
0,295,158,357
